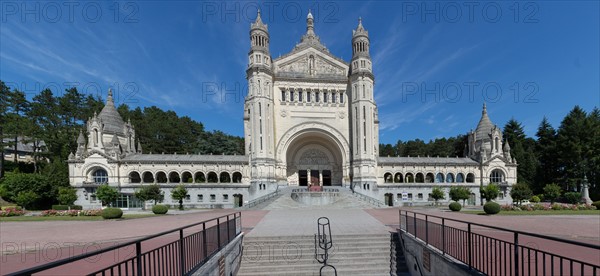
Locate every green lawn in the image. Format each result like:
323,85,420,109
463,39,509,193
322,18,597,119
0,213,157,222
462,209,600,216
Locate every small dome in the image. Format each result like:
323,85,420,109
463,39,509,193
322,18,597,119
98,89,126,135
475,103,493,140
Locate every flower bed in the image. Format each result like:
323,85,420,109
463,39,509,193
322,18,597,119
501,203,596,211
41,209,103,217
0,207,25,217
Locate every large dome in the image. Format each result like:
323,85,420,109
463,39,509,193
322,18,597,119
98,90,126,135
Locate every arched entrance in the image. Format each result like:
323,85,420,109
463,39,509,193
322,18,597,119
282,129,346,187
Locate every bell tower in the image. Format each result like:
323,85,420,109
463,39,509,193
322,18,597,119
349,18,379,188
244,10,276,187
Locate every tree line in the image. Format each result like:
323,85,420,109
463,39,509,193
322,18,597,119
379,106,600,200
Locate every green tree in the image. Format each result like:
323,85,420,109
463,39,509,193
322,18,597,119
449,186,471,206
542,183,562,204
534,117,558,193
96,184,119,207
0,81,11,178
57,187,78,205
556,106,590,191
481,183,500,202
15,191,40,210
5,88,31,163
134,184,164,209
504,119,537,186
510,183,533,205
0,172,57,209
171,185,188,210
430,186,445,205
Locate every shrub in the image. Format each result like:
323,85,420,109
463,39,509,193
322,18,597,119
0,207,26,217
101,208,123,219
481,183,500,202
592,201,600,210
510,183,533,205
152,204,168,214
449,202,462,211
532,203,545,210
530,195,540,203
80,209,103,216
70,205,83,210
483,202,501,214
543,183,562,204
52,205,69,210
563,192,581,204
551,203,563,210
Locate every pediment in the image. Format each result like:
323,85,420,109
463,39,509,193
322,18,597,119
274,48,348,78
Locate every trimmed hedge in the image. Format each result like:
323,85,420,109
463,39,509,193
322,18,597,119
102,208,123,219
152,204,168,214
449,202,462,212
483,202,501,214
592,201,600,210
52,205,83,210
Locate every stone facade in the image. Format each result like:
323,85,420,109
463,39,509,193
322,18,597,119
68,12,516,209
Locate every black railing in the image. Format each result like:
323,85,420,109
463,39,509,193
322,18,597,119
241,188,279,209
9,212,242,276
399,210,600,276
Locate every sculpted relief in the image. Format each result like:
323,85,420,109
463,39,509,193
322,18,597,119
278,54,345,77
298,149,329,165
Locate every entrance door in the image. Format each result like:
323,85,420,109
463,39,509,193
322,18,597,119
385,193,394,206
322,170,331,186
468,193,476,206
299,170,308,186
234,194,243,207
310,170,320,186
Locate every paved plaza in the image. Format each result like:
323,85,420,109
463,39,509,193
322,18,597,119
1,206,598,274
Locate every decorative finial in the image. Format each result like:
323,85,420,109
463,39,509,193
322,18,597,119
307,9,313,19
482,102,487,114
107,88,114,104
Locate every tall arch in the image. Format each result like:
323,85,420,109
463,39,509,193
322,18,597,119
156,172,167,183
394,173,403,183
168,172,181,183
129,171,141,183
384,173,393,183
181,172,193,183
142,171,154,183
220,172,231,183
207,172,218,183
415,173,424,183
194,172,206,183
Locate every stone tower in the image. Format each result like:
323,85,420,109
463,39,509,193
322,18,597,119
349,18,379,188
244,10,276,187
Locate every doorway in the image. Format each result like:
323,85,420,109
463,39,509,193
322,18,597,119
384,193,394,206
310,170,320,186
299,170,308,186
322,170,332,186
233,194,243,207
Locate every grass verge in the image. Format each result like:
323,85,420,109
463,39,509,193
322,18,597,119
0,214,157,222
461,209,600,216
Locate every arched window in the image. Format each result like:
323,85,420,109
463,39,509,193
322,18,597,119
456,173,465,183
490,169,505,183
416,173,424,183
495,137,500,152
405,173,414,183
194,172,206,183
142,172,154,183
466,173,475,183
435,173,445,183
129,171,141,183
92,169,108,184
384,173,393,183
182,172,193,183
169,172,181,183
394,173,403,183
220,172,231,183
232,172,242,183
156,172,167,183
207,172,218,183
425,173,434,183
446,173,455,183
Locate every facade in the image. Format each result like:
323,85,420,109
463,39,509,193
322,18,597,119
68,11,516,209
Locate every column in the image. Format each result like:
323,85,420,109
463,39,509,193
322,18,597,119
319,171,323,186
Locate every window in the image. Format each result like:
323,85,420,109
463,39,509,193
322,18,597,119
210,194,216,202
197,194,203,202
466,173,475,183
93,169,108,184
299,91,303,102
340,92,344,103
446,173,455,183
281,90,286,101
408,193,413,200
307,91,311,102
435,173,444,183
418,193,423,200
185,195,191,202
490,169,505,183
456,173,465,183
324,92,328,103
223,194,229,201
290,91,294,101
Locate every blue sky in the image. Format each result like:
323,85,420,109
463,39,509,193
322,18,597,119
1,1,598,144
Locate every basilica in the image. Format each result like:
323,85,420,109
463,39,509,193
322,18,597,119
68,11,517,209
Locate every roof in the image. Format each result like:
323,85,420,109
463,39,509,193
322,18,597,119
98,89,126,135
378,156,479,166
122,154,249,163
3,137,46,153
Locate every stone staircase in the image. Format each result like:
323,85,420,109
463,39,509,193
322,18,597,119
238,233,407,275
256,187,381,210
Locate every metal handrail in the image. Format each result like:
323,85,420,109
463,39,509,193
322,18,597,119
242,189,280,209
399,209,600,275
352,191,386,207
8,212,242,276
